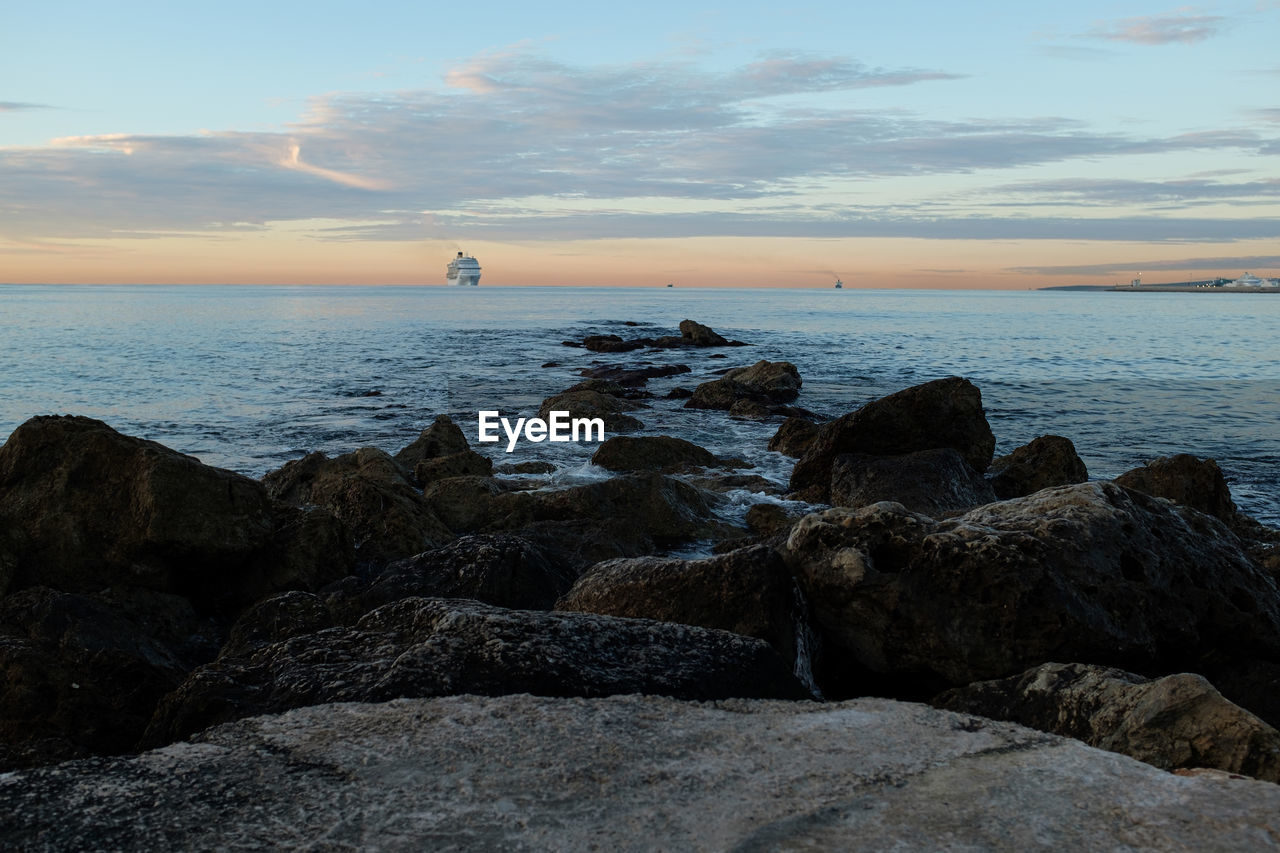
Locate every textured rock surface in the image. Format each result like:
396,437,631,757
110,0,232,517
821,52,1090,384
678,318,730,346
785,482,1280,700
1116,453,1238,523
142,597,808,746
590,435,721,472
988,434,1089,499
537,388,644,431
828,447,996,516
789,377,995,501
686,360,802,410
556,544,796,661
392,414,470,470
935,662,1280,782
768,416,819,457
6,694,1280,851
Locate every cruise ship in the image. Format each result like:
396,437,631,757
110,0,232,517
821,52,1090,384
446,252,481,286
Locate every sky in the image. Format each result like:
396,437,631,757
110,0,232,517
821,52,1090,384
2,1,1278,288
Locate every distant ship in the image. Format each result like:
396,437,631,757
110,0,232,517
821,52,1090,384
1231,271,1280,288
447,252,481,286
834,278,843,289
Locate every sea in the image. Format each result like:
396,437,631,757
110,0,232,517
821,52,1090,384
2,285,1278,528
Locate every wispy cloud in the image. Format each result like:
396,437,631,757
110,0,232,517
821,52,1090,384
0,101,54,113
1083,10,1227,44
1012,255,1280,276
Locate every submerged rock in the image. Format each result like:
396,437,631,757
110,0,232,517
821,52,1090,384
577,363,692,386
141,597,809,746
828,448,996,517
935,662,1280,782
988,434,1088,500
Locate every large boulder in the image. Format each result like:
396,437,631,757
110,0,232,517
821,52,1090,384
686,361,802,411
263,446,451,566
393,414,471,470
935,662,1280,782
789,378,995,502
0,416,347,603
768,417,819,458
784,481,1280,700
1116,454,1238,523
9,695,1280,850
556,545,797,662
988,435,1088,500
678,319,730,346
141,597,810,746
590,435,721,473
537,389,643,432
828,448,996,517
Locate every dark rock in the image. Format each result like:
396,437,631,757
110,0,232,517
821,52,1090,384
394,415,470,469
413,450,493,484
219,591,332,660
666,387,694,400
1116,454,1237,523
537,389,644,432
989,435,1089,500
769,417,820,458
729,399,772,419
934,662,1280,782
789,378,995,502
686,360,802,412
557,545,796,662
745,504,797,537
784,482,1280,700
264,447,451,567
590,435,721,473
421,476,505,534
583,334,646,353
495,461,557,475
577,363,691,386
829,448,996,517
650,335,689,348
0,416,344,605
687,473,783,496
709,353,727,359
541,361,560,368
678,319,730,347
141,597,810,746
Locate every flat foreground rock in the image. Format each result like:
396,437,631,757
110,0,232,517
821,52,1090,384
3,694,1279,851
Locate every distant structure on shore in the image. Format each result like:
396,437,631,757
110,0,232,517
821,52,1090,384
1106,271,1280,293
446,252,481,286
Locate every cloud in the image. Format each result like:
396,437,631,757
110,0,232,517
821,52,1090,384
1011,255,1280,276
1083,11,1226,44
0,101,53,113
987,176,1280,207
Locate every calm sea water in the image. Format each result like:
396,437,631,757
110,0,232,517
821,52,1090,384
2,285,1277,525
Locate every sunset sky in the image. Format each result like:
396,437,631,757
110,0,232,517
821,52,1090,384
3,1,1278,288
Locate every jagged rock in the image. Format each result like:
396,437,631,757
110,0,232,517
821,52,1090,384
729,399,772,419
745,503,798,536
413,450,493,484
331,534,576,619
495,460,557,475
768,417,819,458
141,597,809,746
687,473,782,496
264,446,451,566
686,361,802,411
394,414,470,469
988,435,1089,499
829,448,996,517
9,694,1280,850
665,386,694,399
583,334,646,353
789,378,995,502
537,389,644,432
590,435,721,473
0,416,346,603
784,482,1280,701
678,319,730,346
577,363,691,386
218,591,332,661
421,475,505,533
0,586,220,771
557,545,796,661
1116,454,1238,523
934,662,1280,782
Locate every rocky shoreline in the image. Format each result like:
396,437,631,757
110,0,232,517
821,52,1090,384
2,318,1279,848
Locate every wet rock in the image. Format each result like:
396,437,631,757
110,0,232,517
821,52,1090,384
768,417,820,458
934,662,1280,782
495,460,557,475
557,545,796,661
745,503,798,536
577,363,691,386
264,447,451,567
141,597,810,746
666,386,694,399
829,448,996,517
421,475,505,533
590,435,721,473
784,482,1280,700
1116,454,1238,523
988,435,1089,499
583,334,646,353
394,414,470,470
0,416,343,604
729,399,772,419
686,360,803,411
677,319,730,347
789,378,995,502
686,472,782,496
537,389,644,432
413,450,493,484
218,591,332,661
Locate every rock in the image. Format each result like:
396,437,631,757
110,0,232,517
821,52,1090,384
0,416,344,604
412,450,493,484
557,545,797,661
394,414,470,469
141,597,810,746
495,460,557,475
729,399,772,419
0,586,218,771
583,334,646,353
745,503,797,536
577,363,691,386
264,447,451,567
686,360,802,411
590,435,721,473
678,319,730,346
333,534,576,618
988,435,1089,499
789,378,996,502
687,473,782,496
934,662,1280,782
1116,454,1238,523
768,417,819,458
784,481,1280,700
666,386,694,399
421,475,505,533
829,448,996,517
10,694,1280,850
218,591,333,661
537,389,644,432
